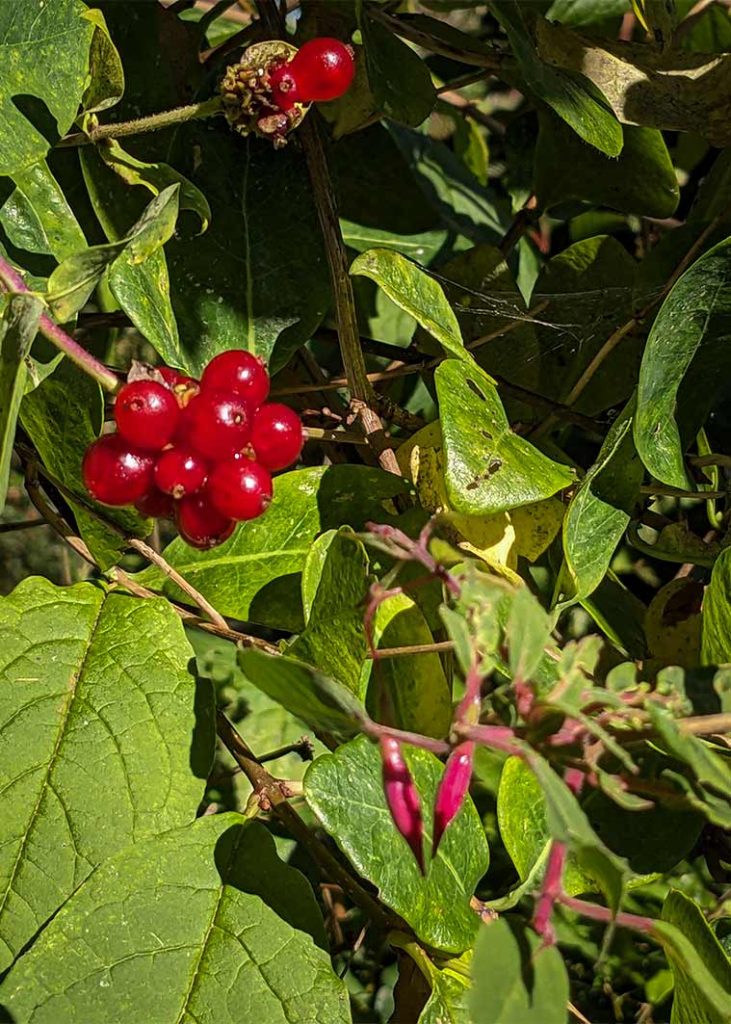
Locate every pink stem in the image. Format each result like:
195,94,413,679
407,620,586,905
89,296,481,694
362,720,450,756
0,257,119,393
559,894,654,934
533,840,567,943
454,722,522,756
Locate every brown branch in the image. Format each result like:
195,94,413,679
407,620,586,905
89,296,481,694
0,517,48,534
127,537,229,631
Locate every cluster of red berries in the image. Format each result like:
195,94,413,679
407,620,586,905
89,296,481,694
82,352,304,549
268,37,356,112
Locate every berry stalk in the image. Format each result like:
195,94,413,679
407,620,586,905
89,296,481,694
0,257,119,393
59,96,224,148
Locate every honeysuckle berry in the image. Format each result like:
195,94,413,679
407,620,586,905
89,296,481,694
114,380,180,451
432,741,475,857
268,61,301,112
175,493,236,550
201,350,270,408
288,38,355,103
380,736,425,874
159,366,199,407
82,435,156,506
184,389,251,460
250,403,304,471
135,486,175,520
154,446,208,499
208,458,273,520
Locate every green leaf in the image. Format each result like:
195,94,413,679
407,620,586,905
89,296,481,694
492,3,622,156
391,936,472,1024
47,183,180,323
505,586,553,683
435,360,574,515
546,0,630,27
136,465,410,631
238,650,368,738
702,547,731,665
363,591,452,740
652,890,731,1024
635,237,731,488
561,400,643,604
535,112,679,218
0,816,350,1023
0,0,94,175
469,918,570,1024
289,529,370,695
305,735,489,953
0,293,43,511
350,248,466,360
361,15,436,127
0,578,211,971
646,703,731,803
5,161,86,262
81,7,124,114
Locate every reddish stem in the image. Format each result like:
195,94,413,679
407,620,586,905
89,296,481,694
533,840,567,943
559,894,654,934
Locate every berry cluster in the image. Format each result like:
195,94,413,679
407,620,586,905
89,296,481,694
82,352,304,549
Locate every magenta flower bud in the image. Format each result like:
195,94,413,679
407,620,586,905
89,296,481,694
380,736,425,874
432,741,475,857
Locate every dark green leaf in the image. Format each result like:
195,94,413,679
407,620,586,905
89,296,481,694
305,735,489,953
0,0,94,175
546,0,630,27
469,918,570,1024
635,237,731,488
136,465,410,631
436,359,575,515
81,7,124,114
0,578,210,971
702,546,731,665
361,15,436,127
391,936,471,1024
0,293,43,510
0,816,350,1022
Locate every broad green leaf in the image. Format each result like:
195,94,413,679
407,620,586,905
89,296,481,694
0,815,350,1023
581,573,648,660
4,161,86,262
469,918,569,1024
535,112,679,218
136,465,410,631
505,586,553,684
435,359,574,515
0,293,43,510
0,578,211,971
635,237,731,488
492,3,622,156
305,735,489,954
561,400,643,604
546,0,630,27
391,935,471,1024
702,547,731,665
653,890,731,1024
19,360,149,567
238,650,368,738
289,529,370,695
47,183,180,322
536,18,731,148
81,7,124,114
0,0,94,176
388,125,509,245
350,248,465,360
341,219,447,263
363,591,452,739
361,14,436,127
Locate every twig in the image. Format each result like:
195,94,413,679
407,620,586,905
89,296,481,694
499,195,538,257
0,518,48,534
58,97,224,148
216,711,395,930
304,426,369,446
127,537,229,631
369,639,455,659
0,257,119,392
257,736,315,764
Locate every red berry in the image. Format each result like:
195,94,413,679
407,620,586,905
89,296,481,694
159,367,199,408
200,351,270,408
208,459,273,521
251,403,304,471
135,487,175,520
269,60,301,112
289,38,355,103
154,446,208,499
184,389,251,459
175,493,236,549
114,380,180,451
82,434,155,506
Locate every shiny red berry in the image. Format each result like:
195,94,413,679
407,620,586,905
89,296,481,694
82,434,155,506
289,38,355,103
175,493,236,549
114,380,180,451
159,367,199,408
154,446,208,499
269,60,301,112
184,389,251,459
251,403,304,471
200,351,270,408
135,486,175,520
208,459,273,521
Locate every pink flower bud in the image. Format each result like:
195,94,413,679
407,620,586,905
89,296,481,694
380,736,425,874
432,741,475,857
